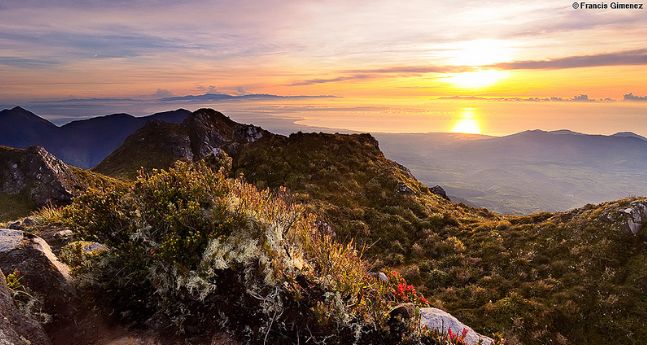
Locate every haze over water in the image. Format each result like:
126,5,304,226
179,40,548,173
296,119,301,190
15,98,647,138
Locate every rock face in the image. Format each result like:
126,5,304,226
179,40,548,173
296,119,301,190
420,308,494,345
0,146,84,207
186,109,268,159
0,268,51,345
0,229,77,333
621,201,647,235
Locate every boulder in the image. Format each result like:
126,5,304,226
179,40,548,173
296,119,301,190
429,185,449,200
0,229,77,330
369,271,389,282
0,269,51,345
397,183,414,194
7,218,36,231
420,307,494,345
621,201,647,235
53,229,74,239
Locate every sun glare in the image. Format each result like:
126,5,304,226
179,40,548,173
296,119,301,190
443,39,512,89
446,70,508,89
453,39,513,66
451,108,481,134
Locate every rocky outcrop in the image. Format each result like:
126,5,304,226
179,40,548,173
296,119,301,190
429,185,449,200
186,109,268,159
0,146,85,207
420,308,494,345
0,268,51,345
602,200,647,235
621,201,647,235
0,229,77,331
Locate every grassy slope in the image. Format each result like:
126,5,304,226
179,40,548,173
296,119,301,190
233,132,495,261
232,132,647,344
0,192,36,222
82,126,647,344
94,121,190,179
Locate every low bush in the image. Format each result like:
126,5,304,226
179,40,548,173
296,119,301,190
59,161,468,344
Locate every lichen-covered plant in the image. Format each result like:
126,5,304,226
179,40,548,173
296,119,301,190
61,161,453,344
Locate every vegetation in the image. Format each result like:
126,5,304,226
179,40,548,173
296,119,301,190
5,269,51,324
413,201,647,345
233,132,494,262
231,132,647,344
7,116,646,344
93,121,191,179
0,192,36,222
57,161,474,344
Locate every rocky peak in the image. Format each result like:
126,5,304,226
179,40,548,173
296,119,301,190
186,108,270,159
0,146,81,207
95,109,274,177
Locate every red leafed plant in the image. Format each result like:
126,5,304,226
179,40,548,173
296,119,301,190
387,270,429,306
447,327,469,344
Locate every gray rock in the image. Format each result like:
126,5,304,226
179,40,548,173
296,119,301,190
621,201,647,235
397,183,414,194
53,229,74,238
429,185,449,200
8,221,23,230
0,146,86,207
369,271,389,282
0,229,77,331
0,269,51,345
420,307,494,345
0,229,24,252
81,242,107,253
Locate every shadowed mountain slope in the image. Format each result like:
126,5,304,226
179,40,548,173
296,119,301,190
94,108,270,178
0,107,191,168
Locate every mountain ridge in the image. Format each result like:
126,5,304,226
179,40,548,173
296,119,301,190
0,107,191,168
1,108,646,344
4,106,647,214
86,108,647,345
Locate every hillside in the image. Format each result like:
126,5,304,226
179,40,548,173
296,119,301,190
0,107,191,168
92,108,647,344
0,146,118,221
376,130,647,213
6,105,647,215
95,108,271,178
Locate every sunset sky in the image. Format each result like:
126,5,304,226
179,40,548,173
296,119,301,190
1,0,646,101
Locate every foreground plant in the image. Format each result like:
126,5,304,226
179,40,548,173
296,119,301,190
59,161,461,344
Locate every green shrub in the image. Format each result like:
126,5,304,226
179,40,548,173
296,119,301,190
62,161,463,344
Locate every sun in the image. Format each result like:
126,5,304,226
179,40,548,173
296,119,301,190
453,39,513,67
444,39,512,89
451,108,482,134
446,70,509,89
